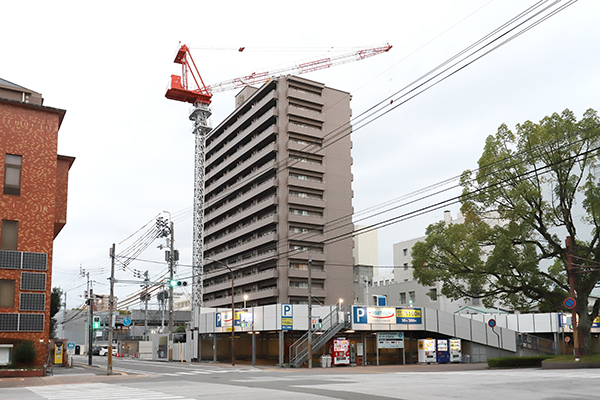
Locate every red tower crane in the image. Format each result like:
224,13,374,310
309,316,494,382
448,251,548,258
165,43,392,314
165,43,392,105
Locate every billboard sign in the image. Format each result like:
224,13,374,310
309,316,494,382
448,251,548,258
396,308,422,324
216,311,240,328
353,307,396,324
353,306,422,325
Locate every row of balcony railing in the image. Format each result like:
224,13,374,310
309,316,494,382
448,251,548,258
207,93,276,159
206,141,275,188
206,196,276,233
206,178,275,217
205,210,276,245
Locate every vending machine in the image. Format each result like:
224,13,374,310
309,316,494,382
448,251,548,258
331,338,350,366
436,339,450,363
449,338,462,363
54,343,63,365
418,338,436,364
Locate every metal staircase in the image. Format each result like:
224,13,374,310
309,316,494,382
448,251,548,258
517,333,557,355
289,306,347,368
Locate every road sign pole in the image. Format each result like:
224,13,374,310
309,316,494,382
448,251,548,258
566,236,580,359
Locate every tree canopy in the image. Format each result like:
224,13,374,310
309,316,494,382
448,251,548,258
412,108,600,353
49,287,63,339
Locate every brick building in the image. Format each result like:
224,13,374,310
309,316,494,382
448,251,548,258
0,78,74,366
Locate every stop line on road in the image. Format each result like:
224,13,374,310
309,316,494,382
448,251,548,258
161,367,262,377
28,383,196,400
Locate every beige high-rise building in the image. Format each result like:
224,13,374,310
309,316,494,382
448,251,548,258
202,76,354,308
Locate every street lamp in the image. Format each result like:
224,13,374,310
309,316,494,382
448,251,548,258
206,257,235,366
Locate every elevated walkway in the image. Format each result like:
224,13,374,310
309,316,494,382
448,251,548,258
349,306,518,353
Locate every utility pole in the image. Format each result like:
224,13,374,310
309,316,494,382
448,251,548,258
161,283,166,332
167,216,175,362
566,236,581,359
307,256,312,369
87,274,93,366
108,243,115,375
143,271,149,341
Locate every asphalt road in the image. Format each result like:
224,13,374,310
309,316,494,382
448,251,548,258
2,355,598,400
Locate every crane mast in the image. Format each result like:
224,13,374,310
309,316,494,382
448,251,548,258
166,45,212,309
165,43,392,310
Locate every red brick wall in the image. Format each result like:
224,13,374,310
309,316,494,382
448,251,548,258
55,156,74,237
0,100,67,366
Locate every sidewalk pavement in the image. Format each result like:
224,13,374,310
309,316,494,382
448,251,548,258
0,363,138,389
0,358,489,389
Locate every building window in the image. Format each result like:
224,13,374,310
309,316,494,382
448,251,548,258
429,288,438,301
400,292,406,305
409,291,416,307
289,281,309,289
403,263,408,271
4,154,22,196
0,280,15,308
1,220,19,250
403,248,408,256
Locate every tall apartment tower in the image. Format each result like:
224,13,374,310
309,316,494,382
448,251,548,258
203,76,354,307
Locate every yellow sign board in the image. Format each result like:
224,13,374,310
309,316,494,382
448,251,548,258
397,309,421,318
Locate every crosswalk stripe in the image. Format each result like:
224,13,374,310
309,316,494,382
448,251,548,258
28,383,196,400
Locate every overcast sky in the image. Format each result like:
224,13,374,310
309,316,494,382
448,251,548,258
2,1,599,309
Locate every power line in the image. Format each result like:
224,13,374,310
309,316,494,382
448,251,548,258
194,0,577,230
106,1,579,304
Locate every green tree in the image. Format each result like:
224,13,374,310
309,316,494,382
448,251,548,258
412,109,600,354
49,287,63,339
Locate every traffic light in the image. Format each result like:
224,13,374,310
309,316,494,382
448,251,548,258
170,280,187,287
93,316,101,330
311,318,323,330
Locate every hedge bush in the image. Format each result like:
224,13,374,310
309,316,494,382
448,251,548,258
13,340,36,366
487,356,552,368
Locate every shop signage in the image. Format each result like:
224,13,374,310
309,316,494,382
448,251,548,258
396,308,422,324
216,311,240,328
353,307,422,324
377,332,404,349
281,303,293,330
